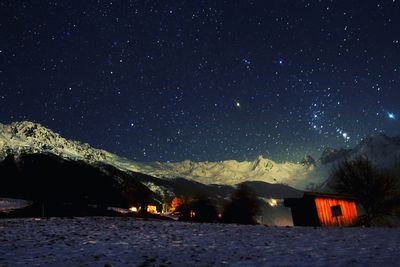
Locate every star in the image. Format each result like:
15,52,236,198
2,0,400,164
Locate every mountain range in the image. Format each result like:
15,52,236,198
1,121,400,190
1,121,400,224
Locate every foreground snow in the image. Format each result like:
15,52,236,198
1,218,399,266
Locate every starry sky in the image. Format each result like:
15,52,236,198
1,1,399,162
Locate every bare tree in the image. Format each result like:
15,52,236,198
330,157,400,226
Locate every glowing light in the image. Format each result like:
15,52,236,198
235,101,241,108
147,205,158,213
170,197,183,212
267,198,278,207
388,112,395,119
129,207,138,212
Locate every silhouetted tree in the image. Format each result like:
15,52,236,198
221,184,260,224
330,157,400,226
174,195,218,222
174,196,192,220
190,196,218,223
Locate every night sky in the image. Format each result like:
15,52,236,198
1,1,399,162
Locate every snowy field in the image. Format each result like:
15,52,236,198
0,217,399,266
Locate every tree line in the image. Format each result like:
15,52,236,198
174,183,261,224
173,157,400,227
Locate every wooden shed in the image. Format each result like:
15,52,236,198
284,192,358,227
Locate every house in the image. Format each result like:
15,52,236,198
284,192,358,227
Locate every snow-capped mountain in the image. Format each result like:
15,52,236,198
0,121,113,162
322,134,400,167
0,121,322,189
137,156,324,189
1,121,399,190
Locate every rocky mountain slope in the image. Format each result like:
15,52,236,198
319,134,400,167
0,121,114,162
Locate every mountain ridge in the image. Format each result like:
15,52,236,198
1,121,400,190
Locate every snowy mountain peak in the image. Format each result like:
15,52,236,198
319,147,351,164
299,154,316,167
5,121,59,140
356,133,400,150
0,121,111,162
252,155,274,171
349,134,400,167
316,134,400,168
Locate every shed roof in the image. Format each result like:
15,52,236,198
284,191,358,207
303,192,357,200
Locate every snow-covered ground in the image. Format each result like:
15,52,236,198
0,217,399,266
0,198,32,212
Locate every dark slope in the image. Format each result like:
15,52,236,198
133,173,303,200
0,153,159,213
241,181,303,199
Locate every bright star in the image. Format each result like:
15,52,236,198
388,112,396,119
235,101,241,108
278,59,283,65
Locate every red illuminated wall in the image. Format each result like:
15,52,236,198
314,197,358,227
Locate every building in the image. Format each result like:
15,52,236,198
284,192,359,227
146,205,158,214
129,205,158,214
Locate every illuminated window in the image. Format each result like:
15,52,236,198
331,205,342,217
